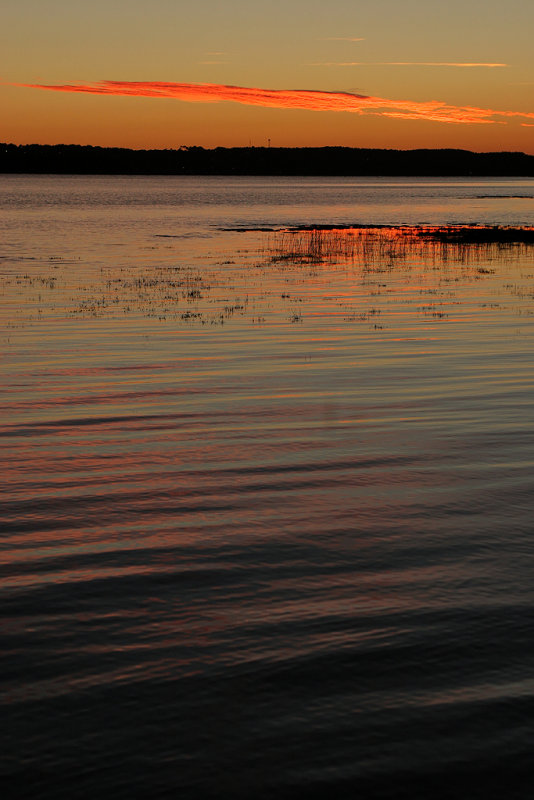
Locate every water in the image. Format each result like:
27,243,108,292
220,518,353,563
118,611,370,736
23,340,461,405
2,175,534,798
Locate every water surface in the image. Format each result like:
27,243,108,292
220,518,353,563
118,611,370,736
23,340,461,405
2,176,534,798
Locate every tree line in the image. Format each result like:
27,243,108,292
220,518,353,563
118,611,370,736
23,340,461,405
2,144,534,175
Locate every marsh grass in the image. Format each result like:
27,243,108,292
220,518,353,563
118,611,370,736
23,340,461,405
266,226,534,272
5,225,534,331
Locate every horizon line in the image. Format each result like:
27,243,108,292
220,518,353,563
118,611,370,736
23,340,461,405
3,142,534,156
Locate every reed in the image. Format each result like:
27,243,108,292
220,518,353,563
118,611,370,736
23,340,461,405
266,225,534,271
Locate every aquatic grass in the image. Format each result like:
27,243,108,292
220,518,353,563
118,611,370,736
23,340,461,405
5,225,533,330
266,225,534,273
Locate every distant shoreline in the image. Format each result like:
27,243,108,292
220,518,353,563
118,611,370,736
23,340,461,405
2,144,534,176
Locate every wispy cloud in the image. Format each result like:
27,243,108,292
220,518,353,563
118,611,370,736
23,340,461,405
311,62,509,68
322,37,365,42
200,51,228,64
18,79,534,125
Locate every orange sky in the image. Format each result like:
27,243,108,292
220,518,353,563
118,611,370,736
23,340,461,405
3,0,534,151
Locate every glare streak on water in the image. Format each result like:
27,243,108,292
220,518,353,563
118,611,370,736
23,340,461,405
2,176,534,798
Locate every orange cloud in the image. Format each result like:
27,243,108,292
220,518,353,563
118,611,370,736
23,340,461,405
19,79,534,125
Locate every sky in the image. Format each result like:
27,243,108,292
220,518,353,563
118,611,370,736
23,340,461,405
3,0,534,151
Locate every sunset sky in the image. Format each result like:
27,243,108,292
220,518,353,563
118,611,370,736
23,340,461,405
3,0,534,151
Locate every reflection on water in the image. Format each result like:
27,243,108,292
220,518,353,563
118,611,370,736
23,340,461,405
5,225,534,330
2,179,534,799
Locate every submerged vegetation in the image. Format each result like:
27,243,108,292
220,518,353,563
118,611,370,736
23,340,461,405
4,225,534,334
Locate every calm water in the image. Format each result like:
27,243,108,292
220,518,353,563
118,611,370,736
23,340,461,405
3,176,534,798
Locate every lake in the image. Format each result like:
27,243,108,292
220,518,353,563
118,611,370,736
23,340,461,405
2,175,534,799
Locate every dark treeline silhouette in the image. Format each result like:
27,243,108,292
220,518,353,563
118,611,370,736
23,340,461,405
2,143,534,175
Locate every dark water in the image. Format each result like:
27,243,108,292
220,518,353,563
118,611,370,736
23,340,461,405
2,176,534,798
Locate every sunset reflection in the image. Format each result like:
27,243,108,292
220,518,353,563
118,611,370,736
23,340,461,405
4,178,534,800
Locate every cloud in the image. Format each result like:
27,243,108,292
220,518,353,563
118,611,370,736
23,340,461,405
311,62,509,67
19,79,534,125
